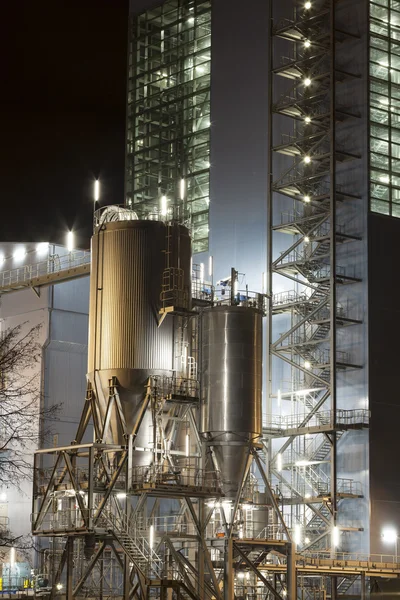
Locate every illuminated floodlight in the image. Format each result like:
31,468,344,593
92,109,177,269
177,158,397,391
36,242,49,254
304,195,311,203
304,39,311,48
180,178,185,200
116,492,127,499
56,583,63,590
304,360,311,369
304,155,311,164
305,537,310,544
237,572,245,580
185,434,190,457
277,453,282,472
304,77,311,87
294,524,302,546
94,179,100,202
160,195,168,216
304,236,310,243
304,116,311,124
382,528,398,543
305,1,312,9
67,231,74,252
13,247,26,260
149,525,154,549
332,526,340,547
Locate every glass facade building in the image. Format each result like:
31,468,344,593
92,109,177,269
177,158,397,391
126,0,211,253
370,0,400,217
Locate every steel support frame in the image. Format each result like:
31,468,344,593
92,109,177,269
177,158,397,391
268,0,364,596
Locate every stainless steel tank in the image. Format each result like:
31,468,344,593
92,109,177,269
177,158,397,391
200,306,263,498
88,218,191,466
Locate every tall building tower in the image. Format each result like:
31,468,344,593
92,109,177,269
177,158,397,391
123,0,400,595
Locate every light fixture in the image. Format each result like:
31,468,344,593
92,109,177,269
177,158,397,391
200,262,205,284
160,195,168,217
305,493,311,499
382,528,398,543
304,236,310,243
187,17,195,23
304,195,311,203
67,231,74,252
149,525,154,549
304,360,311,369
277,453,282,472
180,178,185,200
36,242,49,255
13,247,26,260
294,524,302,546
305,1,312,8
94,179,100,203
237,572,245,579
116,492,127,499
304,39,311,48
304,155,311,164
56,583,63,591
282,590,287,598
185,434,190,457
304,77,311,87
332,526,340,547
304,116,311,124
305,537,310,544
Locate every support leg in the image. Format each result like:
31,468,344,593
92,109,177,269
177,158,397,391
66,538,74,600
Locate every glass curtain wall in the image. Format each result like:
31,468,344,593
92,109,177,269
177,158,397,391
370,0,400,217
126,0,211,253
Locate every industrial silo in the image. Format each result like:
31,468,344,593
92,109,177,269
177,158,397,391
200,306,263,499
87,212,191,467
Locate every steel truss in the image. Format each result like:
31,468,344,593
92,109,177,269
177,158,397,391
267,0,368,597
32,361,297,599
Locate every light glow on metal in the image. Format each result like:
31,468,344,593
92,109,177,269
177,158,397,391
161,195,168,216
382,528,398,543
36,242,49,254
13,247,26,260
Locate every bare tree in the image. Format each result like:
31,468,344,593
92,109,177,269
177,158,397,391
0,322,58,551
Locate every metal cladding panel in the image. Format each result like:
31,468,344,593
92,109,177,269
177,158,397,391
201,306,263,439
88,220,191,373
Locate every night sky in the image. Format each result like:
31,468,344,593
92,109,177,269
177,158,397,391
1,1,129,249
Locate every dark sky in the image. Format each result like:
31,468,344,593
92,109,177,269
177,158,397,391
0,1,129,249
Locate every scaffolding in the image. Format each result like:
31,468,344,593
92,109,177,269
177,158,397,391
267,0,368,596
